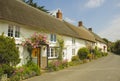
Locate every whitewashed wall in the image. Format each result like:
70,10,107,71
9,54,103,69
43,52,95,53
0,20,96,65
95,41,107,53
75,38,86,54
62,36,86,61
0,21,42,66
0,22,9,36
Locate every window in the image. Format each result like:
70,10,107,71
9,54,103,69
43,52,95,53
48,47,59,58
15,26,20,38
50,34,56,42
8,25,20,38
8,25,13,37
72,49,75,55
72,38,75,45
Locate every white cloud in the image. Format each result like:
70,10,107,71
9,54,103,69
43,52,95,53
117,3,120,7
64,17,76,24
99,15,120,42
85,0,105,8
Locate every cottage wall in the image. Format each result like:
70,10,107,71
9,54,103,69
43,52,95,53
0,20,95,65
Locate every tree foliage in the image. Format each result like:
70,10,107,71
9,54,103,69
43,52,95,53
23,0,49,13
112,40,120,54
0,33,20,66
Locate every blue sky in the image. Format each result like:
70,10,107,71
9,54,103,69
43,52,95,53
34,0,120,42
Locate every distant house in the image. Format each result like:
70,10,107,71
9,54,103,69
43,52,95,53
88,28,107,52
0,0,106,68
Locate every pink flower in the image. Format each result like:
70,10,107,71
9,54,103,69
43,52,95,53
22,32,48,48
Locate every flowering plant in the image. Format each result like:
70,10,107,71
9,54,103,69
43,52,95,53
22,32,48,48
48,60,68,71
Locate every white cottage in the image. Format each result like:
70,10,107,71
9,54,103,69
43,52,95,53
0,0,105,68
88,28,107,53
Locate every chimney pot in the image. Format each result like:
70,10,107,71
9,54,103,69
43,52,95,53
78,21,83,27
56,10,62,20
88,28,92,32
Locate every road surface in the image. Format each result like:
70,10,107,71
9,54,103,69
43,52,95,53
24,53,120,81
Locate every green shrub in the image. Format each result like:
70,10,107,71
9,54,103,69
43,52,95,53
102,52,108,56
10,75,20,81
77,47,89,60
2,64,14,77
61,60,68,69
0,33,20,66
71,56,80,61
12,61,40,80
93,48,102,58
87,54,93,60
25,61,40,76
68,61,81,66
48,60,61,71
0,66,3,77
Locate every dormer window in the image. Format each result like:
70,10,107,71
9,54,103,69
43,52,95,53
50,34,56,42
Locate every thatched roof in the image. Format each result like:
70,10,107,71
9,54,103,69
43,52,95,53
0,0,95,42
91,32,106,44
64,21,95,42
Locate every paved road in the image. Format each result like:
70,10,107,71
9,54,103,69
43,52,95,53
25,53,120,81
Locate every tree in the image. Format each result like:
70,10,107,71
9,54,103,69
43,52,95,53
113,40,120,54
23,0,49,13
0,33,20,66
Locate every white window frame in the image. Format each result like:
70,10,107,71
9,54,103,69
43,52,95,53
8,25,14,37
8,25,20,38
48,47,58,59
72,48,75,56
72,38,75,45
15,26,20,38
50,34,56,43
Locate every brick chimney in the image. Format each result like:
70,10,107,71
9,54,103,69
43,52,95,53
56,10,62,20
78,21,83,27
88,28,92,32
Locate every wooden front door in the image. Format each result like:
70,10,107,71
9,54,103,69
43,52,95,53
32,47,48,69
32,48,41,67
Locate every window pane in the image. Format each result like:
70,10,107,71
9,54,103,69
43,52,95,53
72,49,75,55
55,48,58,57
50,34,53,41
50,34,56,42
15,26,20,38
8,25,13,37
72,38,75,44
51,48,54,57
54,34,56,42
48,48,50,57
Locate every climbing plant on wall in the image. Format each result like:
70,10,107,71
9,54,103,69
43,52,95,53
22,32,48,60
57,36,64,61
